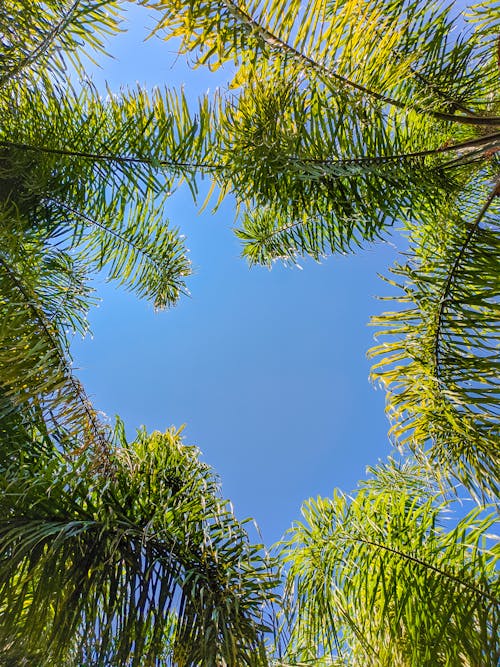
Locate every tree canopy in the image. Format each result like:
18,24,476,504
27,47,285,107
0,0,498,664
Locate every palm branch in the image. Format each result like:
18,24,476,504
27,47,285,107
279,460,499,666
0,420,279,666
0,0,122,88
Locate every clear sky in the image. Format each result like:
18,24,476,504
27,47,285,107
71,3,406,545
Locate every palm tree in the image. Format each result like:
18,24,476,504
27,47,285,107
3,0,498,496
0,419,278,665
278,460,499,666
143,0,500,499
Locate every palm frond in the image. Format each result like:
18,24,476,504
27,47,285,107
0,81,218,308
144,0,500,267
224,70,490,265
279,460,500,666
370,178,500,500
0,209,107,448
0,421,279,666
0,0,122,88
145,0,500,124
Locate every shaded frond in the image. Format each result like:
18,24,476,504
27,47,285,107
0,209,107,448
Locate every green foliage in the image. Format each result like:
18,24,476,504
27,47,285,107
280,460,500,666
0,13,214,443
145,0,497,118
0,0,122,88
144,0,499,267
1,0,499,664
144,0,500,499
0,420,278,666
0,79,213,308
370,179,500,500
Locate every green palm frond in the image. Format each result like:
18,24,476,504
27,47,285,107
0,2,234,455
0,421,278,666
279,460,500,666
226,71,479,264
145,0,499,123
0,206,107,447
370,178,500,500
228,80,498,264
0,0,122,88
0,81,219,307
144,0,500,265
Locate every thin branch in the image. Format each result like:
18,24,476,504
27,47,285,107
222,0,500,127
433,178,500,376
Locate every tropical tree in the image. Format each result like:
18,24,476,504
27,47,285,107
1,0,499,665
279,460,500,666
2,0,498,496
0,419,278,666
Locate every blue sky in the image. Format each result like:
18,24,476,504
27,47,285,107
71,3,406,544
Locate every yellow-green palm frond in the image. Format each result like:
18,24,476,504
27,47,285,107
279,460,499,666
0,81,218,309
0,206,107,449
370,177,500,500
145,0,500,124
0,0,122,88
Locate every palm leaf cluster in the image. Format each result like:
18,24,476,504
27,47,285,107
0,0,121,87
1,0,499,664
279,460,500,666
146,0,499,261
0,420,278,666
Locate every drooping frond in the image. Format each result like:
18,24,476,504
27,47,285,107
0,0,122,88
0,421,279,666
0,206,108,448
0,8,221,449
370,177,500,500
279,460,500,666
0,81,217,308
